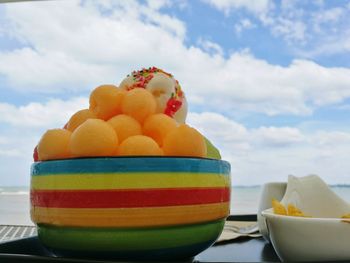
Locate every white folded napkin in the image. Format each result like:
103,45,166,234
280,175,350,218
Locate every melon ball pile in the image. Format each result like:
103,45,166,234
34,70,212,161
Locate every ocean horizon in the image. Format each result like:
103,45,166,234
1,185,350,225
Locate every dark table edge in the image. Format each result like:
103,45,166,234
227,214,257,222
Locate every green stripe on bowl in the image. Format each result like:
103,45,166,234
38,219,225,251
31,157,231,176
50,239,216,261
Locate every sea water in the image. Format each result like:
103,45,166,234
231,185,350,215
1,186,350,225
0,187,31,225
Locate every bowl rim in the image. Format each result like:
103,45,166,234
31,156,231,176
33,155,228,163
261,208,350,223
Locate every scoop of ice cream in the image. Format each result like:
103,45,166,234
119,67,188,123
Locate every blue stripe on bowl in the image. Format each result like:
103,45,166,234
31,157,231,176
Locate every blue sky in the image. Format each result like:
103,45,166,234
168,0,350,67
1,0,350,186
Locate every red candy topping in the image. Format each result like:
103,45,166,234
165,97,183,117
33,146,39,162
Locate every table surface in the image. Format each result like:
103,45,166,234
0,215,281,263
0,236,281,263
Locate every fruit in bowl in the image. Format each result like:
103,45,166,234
30,67,230,260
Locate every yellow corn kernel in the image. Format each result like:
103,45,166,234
272,199,287,215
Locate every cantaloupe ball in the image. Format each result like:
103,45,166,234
118,135,162,156
70,119,118,157
37,129,72,161
143,114,178,146
89,85,125,120
121,88,156,123
107,114,142,143
163,124,207,158
66,109,97,132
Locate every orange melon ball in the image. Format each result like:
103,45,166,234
118,135,162,156
37,129,72,161
163,124,207,158
121,88,156,123
70,119,118,157
107,114,142,143
143,114,178,146
66,109,97,132
89,85,125,120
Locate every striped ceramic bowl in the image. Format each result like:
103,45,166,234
30,157,231,260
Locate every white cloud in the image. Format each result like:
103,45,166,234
146,0,171,10
188,112,350,185
0,0,186,91
184,55,350,116
0,136,9,145
1,1,350,116
294,6,350,57
0,97,88,128
256,1,308,44
296,29,350,58
311,7,345,32
188,112,250,152
202,0,272,15
269,4,350,53
0,149,22,157
234,18,255,35
197,38,224,56
269,18,306,43
188,113,304,150
266,3,350,55
0,48,115,91
252,126,304,147
310,131,350,147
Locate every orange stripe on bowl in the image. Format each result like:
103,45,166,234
31,202,230,227
31,187,230,208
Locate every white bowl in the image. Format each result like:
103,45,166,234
262,208,350,262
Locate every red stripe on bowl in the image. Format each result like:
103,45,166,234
31,187,230,208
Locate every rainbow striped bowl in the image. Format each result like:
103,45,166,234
30,157,231,260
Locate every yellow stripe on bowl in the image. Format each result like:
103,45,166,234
31,172,230,190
